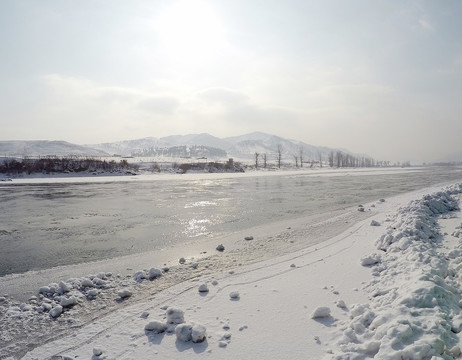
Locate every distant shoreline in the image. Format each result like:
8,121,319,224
0,166,430,186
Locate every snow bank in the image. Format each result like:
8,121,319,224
329,184,462,359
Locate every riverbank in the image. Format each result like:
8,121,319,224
0,166,430,185
3,182,462,358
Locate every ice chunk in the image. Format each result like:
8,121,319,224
166,307,184,324
191,324,207,343
148,268,162,280
360,253,382,266
49,305,63,318
117,288,132,299
93,348,103,356
311,306,331,319
144,320,167,333
134,271,147,282
175,323,192,342
229,291,240,300
336,300,347,309
60,296,78,307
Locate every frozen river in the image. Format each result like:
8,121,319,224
1,167,461,277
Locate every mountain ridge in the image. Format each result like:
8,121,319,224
0,133,363,163
90,132,353,162
0,140,108,157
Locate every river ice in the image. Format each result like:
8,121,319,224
1,167,460,277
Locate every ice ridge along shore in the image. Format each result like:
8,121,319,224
330,183,462,359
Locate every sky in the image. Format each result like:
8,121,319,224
1,0,462,163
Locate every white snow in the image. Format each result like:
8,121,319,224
5,179,462,359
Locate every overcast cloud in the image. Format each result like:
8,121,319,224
1,0,462,163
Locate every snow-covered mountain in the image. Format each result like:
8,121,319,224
160,133,233,151
87,137,170,156
0,133,357,163
89,132,347,162
0,141,108,157
224,131,334,161
131,145,227,158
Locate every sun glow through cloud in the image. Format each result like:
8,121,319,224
154,0,227,63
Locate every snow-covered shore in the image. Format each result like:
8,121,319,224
3,182,462,359
1,166,426,185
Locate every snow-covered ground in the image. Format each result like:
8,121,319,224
3,180,462,359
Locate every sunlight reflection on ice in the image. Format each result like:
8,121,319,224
184,201,217,208
183,218,211,237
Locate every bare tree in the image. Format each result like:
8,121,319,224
294,155,299,168
317,151,323,168
254,152,260,169
263,153,267,168
277,144,282,169
299,146,304,168
335,151,343,168
328,151,334,167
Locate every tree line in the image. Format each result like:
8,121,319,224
327,151,375,168
0,157,139,175
254,145,393,169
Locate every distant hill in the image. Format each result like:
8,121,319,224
0,133,361,164
0,141,108,157
89,132,347,163
160,133,233,151
131,145,227,158
224,131,334,161
88,137,170,156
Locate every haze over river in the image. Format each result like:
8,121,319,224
1,167,461,277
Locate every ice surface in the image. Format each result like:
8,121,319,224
2,167,460,278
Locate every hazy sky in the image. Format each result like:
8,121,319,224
1,0,461,163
